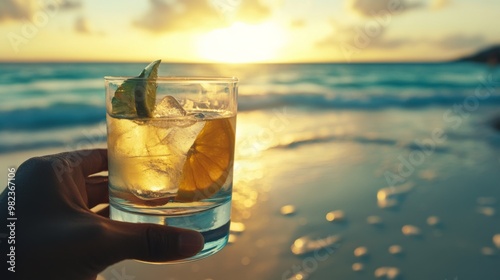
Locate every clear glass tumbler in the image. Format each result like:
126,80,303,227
105,76,238,261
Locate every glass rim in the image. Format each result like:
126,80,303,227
104,76,238,83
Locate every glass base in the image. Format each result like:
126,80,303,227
109,199,231,262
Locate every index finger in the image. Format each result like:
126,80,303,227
56,149,108,177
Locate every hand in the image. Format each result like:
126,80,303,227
0,149,204,280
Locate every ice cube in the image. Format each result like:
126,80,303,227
153,96,186,117
165,120,205,155
143,112,205,156
127,111,204,199
113,117,205,201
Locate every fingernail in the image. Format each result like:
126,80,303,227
178,231,204,257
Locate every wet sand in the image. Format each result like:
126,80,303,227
96,107,500,280
2,107,500,280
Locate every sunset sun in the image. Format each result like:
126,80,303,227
196,22,286,63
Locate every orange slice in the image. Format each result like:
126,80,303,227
176,116,235,202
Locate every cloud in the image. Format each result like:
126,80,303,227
74,15,105,36
234,0,270,23
315,19,419,61
134,0,219,33
58,0,82,11
430,0,450,10
134,0,270,33
371,37,416,49
0,0,81,23
316,20,390,48
347,0,423,17
317,22,485,54
318,29,413,50
435,34,487,49
0,0,36,22
316,22,359,48
74,16,90,34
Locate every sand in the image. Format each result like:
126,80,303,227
96,108,500,280
3,107,500,280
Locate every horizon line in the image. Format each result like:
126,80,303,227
0,59,454,64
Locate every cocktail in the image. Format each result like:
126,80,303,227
105,60,237,260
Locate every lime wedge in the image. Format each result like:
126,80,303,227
111,59,161,117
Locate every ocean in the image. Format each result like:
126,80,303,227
1,62,500,154
1,62,500,279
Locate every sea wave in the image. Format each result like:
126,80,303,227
2,90,500,131
238,91,500,111
2,62,497,154
0,134,106,154
0,78,102,95
0,103,105,131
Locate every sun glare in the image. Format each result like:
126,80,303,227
197,22,286,63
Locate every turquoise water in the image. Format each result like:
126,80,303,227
1,62,499,153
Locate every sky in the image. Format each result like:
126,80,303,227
0,0,499,63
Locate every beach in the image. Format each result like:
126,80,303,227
99,106,500,280
1,62,500,279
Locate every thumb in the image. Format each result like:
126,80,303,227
103,220,204,264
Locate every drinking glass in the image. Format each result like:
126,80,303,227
105,76,238,261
